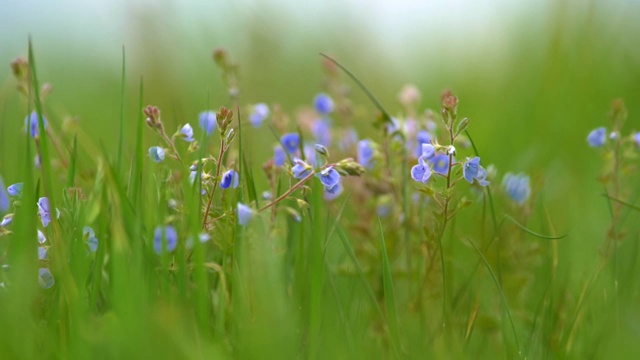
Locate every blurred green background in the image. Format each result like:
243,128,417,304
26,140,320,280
1,0,640,315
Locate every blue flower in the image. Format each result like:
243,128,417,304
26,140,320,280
386,117,401,136
153,225,178,254
274,145,286,166
429,154,450,175
38,246,47,260
0,177,8,213
1,214,13,227
149,146,165,163
83,226,99,252
37,197,55,227
250,103,269,127
463,157,489,186
281,133,300,154
313,119,332,147
313,93,334,115
358,140,375,169
317,166,341,191
237,203,253,226
634,132,640,148
25,111,47,138
411,156,432,184
502,172,531,205
179,123,195,142
587,127,606,147
7,183,23,197
415,131,432,158
220,169,239,189
37,230,46,244
199,111,217,135
324,181,343,201
420,144,435,160
292,158,312,179
38,268,55,289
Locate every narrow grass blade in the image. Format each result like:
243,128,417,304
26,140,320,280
602,193,640,212
504,214,567,240
378,217,401,358
117,46,126,175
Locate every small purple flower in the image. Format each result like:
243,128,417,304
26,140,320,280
149,146,165,163
1,214,13,227
421,144,435,160
317,166,341,191
274,145,286,166
199,111,217,135
38,246,47,260
179,123,195,142
411,156,432,184
429,154,450,175
153,225,178,254
220,169,239,189
463,157,489,186
502,172,531,205
634,132,640,148
313,119,332,147
324,181,343,201
83,226,99,252
37,197,54,227
38,268,54,289
250,103,269,127
7,183,23,197
415,130,432,158
37,230,46,244
313,93,334,115
0,177,8,213
587,127,606,147
357,140,375,169
292,158,312,179
237,203,253,226
25,111,47,138
281,133,300,154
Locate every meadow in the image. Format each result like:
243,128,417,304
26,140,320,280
1,1,640,359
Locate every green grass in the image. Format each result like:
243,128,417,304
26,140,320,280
1,2,640,359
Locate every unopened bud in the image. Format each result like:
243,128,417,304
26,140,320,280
314,144,329,157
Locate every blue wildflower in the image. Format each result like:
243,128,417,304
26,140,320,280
463,157,489,186
430,154,450,175
38,268,55,289
237,203,253,226
281,133,300,154
199,111,217,135
7,183,23,197
634,132,640,148
292,158,312,179
411,156,432,184
415,130,432,158
153,225,178,254
25,111,47,138
0,177,8,213
37,230,46,244
250,103,269,127
37,197,57,227
421,144,436,160
1,214,13,227
357,140,375,169
386,117,401,135
83,226,99,252
502,172,531,205
149,146,165,163
262,191,272,200
587,127,606,147
274,145,286,166
313,119,332,147
38,246,47,260
317,166,341,191
313,93,334,115
220,169,239,189
324,182,343,201
179,123,195,142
